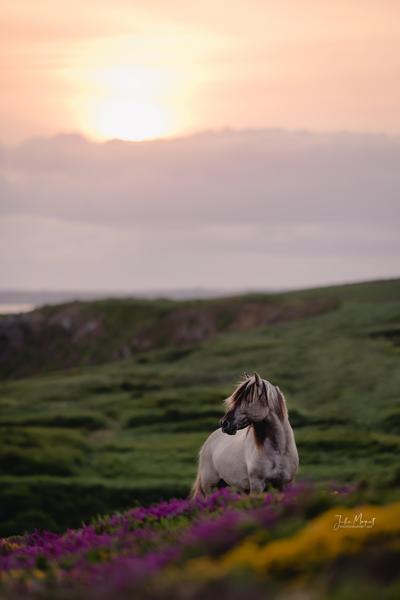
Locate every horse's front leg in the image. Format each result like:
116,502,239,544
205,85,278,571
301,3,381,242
249,474,267,494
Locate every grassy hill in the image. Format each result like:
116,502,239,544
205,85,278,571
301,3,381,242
0,278,399,536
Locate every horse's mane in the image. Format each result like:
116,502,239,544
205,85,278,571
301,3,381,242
225,372,287,421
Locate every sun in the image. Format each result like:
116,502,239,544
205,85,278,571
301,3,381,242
95,97,171,141
81,66,177,141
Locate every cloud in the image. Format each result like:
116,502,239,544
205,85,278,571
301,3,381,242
1,129,399,290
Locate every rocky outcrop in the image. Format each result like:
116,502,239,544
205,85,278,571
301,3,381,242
0,295,338,378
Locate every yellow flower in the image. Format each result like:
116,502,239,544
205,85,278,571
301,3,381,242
0,541,22,552
184,501,400,581
223,502,400,574
32,569,46,580
183,557,222,580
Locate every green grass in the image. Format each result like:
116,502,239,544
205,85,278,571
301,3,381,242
0,278,399,536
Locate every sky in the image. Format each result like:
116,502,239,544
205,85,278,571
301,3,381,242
3,0,400,143
1,1,399,292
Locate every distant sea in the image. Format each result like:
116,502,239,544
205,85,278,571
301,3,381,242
0,304,35,315
0,288,252,312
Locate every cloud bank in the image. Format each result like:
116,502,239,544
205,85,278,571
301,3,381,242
1,129,399,291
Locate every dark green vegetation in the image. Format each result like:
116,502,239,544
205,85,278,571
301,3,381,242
0,279,399,536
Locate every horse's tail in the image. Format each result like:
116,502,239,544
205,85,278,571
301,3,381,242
190,470,204,499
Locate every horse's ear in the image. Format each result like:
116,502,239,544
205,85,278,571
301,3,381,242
276,386,288,421
254,372,261,384
253,372,263,401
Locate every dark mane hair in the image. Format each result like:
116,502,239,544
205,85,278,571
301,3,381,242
252,420,278,448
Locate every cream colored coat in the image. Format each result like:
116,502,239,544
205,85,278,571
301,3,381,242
192,374,299,497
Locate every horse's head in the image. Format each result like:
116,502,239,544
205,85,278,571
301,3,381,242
220,372,287,435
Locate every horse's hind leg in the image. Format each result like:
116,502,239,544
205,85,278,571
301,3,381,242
201,467,220,495
198,452,220,496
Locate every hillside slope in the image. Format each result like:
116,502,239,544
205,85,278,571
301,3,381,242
0,278,399,536
0,293,338,378
1,278,399,379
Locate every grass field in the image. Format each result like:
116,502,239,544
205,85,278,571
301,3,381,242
0,279,399,536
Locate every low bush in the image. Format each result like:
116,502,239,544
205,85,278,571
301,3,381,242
0,447,83,477
0,413,109,430
0,477,190,537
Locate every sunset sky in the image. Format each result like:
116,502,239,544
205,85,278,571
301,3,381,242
3,0,400,143
1,1,399,292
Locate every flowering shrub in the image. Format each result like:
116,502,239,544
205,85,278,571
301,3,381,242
0,483,399,599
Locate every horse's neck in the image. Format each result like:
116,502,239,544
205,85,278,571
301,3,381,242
256,413,291,452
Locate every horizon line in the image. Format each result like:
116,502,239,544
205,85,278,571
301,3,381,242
3,125,400,148
1,276,399,298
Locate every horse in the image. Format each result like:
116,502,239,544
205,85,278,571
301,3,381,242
191,372,299,497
